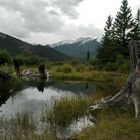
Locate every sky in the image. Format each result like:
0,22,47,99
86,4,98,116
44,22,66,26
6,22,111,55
0,0,139,44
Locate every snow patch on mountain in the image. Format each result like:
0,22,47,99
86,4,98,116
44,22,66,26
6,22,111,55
50,37,98,47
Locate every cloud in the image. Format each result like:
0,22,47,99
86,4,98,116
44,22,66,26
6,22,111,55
60,24,103,40
0,0,102,43
0,7,28,38
52,0,84,19
23,24,103,44
0,0,64,34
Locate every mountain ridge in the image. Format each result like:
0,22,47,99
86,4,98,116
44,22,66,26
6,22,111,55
51,37,100,59
0,32,72,61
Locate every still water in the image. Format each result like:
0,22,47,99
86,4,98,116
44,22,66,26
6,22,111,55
0,79,96,138
0,80,96,116
1,78,139,138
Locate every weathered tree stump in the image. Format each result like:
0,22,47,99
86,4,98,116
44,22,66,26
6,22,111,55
13,58,21,75
38,64,46,79
89,41,140,118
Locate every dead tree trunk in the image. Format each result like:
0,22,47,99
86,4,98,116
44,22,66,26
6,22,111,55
89,41,140,118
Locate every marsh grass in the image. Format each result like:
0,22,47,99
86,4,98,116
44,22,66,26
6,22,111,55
0,113,57,140
0,65,14,74
0,64,138,140
0,97,140,140
76,106,140,140
51,70,124,82
45,96,94,127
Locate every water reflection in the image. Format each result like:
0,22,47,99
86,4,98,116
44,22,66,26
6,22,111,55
0,79,121,139
36,80,46,92
0,80,96,116
0,79,96,139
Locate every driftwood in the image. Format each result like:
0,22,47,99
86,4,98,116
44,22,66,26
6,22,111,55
21,69,50,79
89,41,140,118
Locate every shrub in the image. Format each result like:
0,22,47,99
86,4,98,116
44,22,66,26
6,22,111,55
62,64,72,73
117,60,130,73
0,49,12,65
104,62,117,71
76,64,85,72
70,60,80,66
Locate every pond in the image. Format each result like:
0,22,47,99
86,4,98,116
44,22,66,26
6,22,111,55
0,79,100,138
0,80,97,115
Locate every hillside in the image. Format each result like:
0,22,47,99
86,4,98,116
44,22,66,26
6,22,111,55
0,32,72,61
52,37,100,59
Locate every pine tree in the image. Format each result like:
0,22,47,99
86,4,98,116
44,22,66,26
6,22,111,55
130,9,140,40
97,16,117,65
86,50,90,61
101,15,113,46
113,0,135,57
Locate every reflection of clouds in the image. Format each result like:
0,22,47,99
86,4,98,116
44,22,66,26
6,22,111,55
24,87,74,100
0,87,75,117
55,116,93,139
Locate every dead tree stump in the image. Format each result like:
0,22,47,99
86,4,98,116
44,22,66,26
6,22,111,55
89,41,140,118
38,64,46,79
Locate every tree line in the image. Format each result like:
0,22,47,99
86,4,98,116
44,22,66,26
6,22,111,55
0,49,47,66
96,0,140,71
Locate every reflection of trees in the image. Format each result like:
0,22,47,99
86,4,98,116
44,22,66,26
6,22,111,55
0,79,23,107
85,83,88,90
36,80,45,92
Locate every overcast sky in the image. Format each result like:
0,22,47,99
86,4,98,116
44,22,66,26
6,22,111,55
0,0,139,44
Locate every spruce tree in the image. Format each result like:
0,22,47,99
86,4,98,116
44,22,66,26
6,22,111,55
113,0,135,57
101,15,113,46
86,50,90,61
130,9,140,40
97,16,117,65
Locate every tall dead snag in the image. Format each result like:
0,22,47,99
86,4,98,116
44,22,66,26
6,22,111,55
38,64,46,79
89,41,140,118
13,58,20,75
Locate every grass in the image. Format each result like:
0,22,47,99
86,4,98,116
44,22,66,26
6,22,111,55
50,67,126,82
45,96,94,127
0,113,56,140
1,63,139,140
0,64,127,83
76,107,140,140
0,100,140,140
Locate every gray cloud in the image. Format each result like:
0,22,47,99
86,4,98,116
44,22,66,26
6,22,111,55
0,0,102,43
0,0,84,39
0,7,28,38
23,24,103,44
0,0,64,34
52,0,84,19
60,24,103,40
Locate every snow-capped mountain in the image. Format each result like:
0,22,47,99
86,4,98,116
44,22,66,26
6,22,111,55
51,40,73,47
51,37,98,47
51,37,100,59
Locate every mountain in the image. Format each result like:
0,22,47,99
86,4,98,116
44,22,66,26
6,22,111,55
52,37,100,59
0,32,72,61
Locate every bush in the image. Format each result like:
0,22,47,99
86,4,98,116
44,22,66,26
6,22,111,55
55,66,62,72
62,64,72,73
70,60,80,66
0,49,12,65
104,62,117,71
15,55,26,66
117,60,130,73
76,64,85,72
